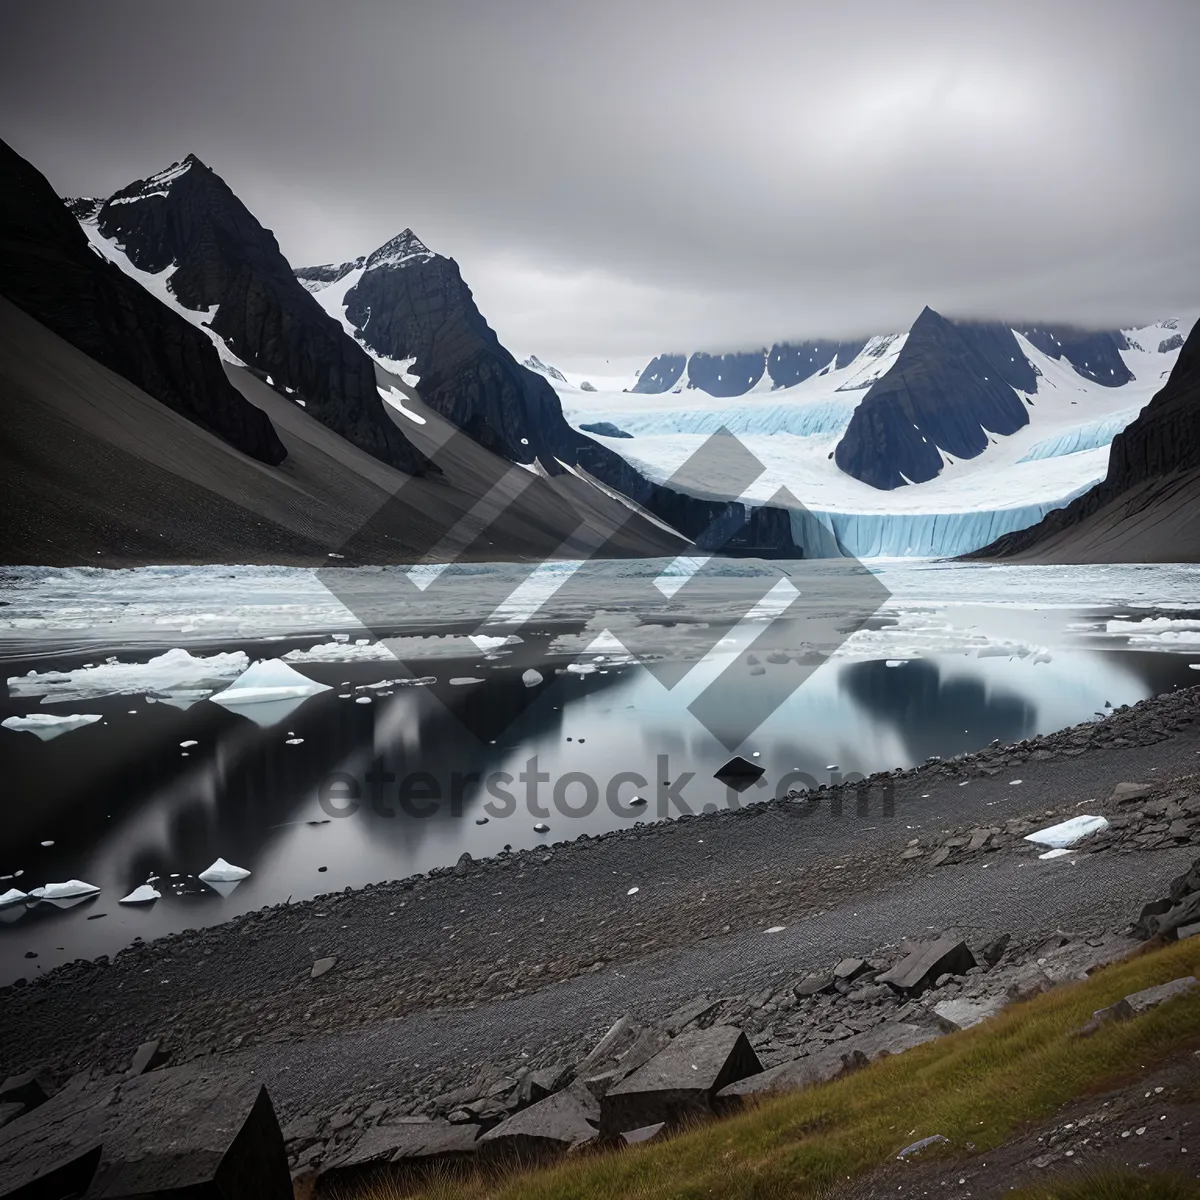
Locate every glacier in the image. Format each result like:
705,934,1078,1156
792,488,1094,559
1016,410,1144,462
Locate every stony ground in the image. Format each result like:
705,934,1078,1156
1,686,1198,1172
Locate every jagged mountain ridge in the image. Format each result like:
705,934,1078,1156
634,339,871,398
632,313,1151,491
296,235,808,554
0,138,285,465
78,155,431,476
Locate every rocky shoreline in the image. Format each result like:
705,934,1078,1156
0,685,1198,1183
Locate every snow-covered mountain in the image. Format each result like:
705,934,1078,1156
68,155,430,476
293,234,808,554
972,317,1200,562
555,312,1186,558
0,138,284,466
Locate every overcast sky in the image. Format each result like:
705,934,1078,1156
3,0,1198,375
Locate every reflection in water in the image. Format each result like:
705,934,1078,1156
839,659,1037,762
0,637,1195,982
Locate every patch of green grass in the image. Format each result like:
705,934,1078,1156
1008,1167,1200,1199
344,938,1200,1200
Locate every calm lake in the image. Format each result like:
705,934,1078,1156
2,559,1198,983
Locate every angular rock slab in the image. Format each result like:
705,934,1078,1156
599,1026,761,1138
621,1122,667,1146
0,1065,290,1200
322,1118,479,1178
480,1088,598,1160
0,1071,52,1114
717,1021,942,1106
877,937,976,996
932,995,1007,1032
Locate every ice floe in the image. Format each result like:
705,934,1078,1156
119,884,162,904
7,648,248,703
29,879,101,900
2,713,102,740
0,888,27,907
283,641,396,663
522,669,544,687
1025,815,1109,850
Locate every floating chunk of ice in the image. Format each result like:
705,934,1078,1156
0,888,27,907
29,879,100,900
198,858,251,883
7,648,248,703
180,739,198,748
209,658,330,706
119,884,162,904
1025,815,1109,849
2,713,102,740
283,641,395,663
450,677,485,686
1038,848,1073,860
522,669,543,687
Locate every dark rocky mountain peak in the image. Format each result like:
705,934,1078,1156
365,229,434,269
63,196,103,221
834,307,1032,490
0,137,285,465
90,155,431,475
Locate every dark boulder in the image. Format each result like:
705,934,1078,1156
714,756,765,787
479,1088,598,1159
876,936,977,995
598,1026,762,1138
0,1065,290,1200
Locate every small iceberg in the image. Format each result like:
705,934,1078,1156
198,858,251,883
2,713,102,741
1025,814,1109,850
29,879,100,900
119,884,161,904
522,669,543,687
0,888,28,907
209,658,330,728
210,658,330,706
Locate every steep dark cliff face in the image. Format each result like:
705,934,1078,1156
970,318,1200,560
333,230,564,466
1017,325,1132,386
631,339,870,396
0,139,285,465
631,354,687,393
767,339,867,388
834,307,1032,489
686,351,767,396
92,157,429,475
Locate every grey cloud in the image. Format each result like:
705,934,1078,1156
3,0,1198,372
